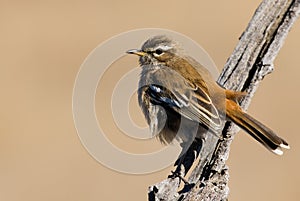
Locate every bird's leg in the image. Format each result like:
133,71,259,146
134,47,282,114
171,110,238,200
168,139,203,185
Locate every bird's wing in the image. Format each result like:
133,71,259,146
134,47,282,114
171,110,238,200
144,76,222,133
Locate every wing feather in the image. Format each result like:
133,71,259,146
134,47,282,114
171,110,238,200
145,82,222,133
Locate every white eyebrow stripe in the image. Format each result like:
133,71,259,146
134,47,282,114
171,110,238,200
156,45,173,51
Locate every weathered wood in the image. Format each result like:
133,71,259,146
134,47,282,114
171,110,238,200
148,0,300,200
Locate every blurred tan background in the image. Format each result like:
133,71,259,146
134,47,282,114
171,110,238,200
1,1,299,200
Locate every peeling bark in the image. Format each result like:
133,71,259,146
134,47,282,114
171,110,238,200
148,0,300,200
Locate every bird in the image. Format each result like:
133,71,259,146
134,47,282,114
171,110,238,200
126,35,289,156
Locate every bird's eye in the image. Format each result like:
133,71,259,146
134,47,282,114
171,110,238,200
154,49,163,55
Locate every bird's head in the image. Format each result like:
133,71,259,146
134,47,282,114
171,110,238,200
127,35,183,65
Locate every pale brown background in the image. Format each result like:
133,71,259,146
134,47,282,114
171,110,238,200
1,1,299,201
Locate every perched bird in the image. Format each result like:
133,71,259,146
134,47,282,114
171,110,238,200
127,35,289,155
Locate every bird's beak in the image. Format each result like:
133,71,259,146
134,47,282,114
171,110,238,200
126,49,146,57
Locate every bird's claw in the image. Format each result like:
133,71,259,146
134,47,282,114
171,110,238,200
168,171,189,185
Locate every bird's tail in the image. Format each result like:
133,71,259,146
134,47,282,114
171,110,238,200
225,99,290,155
